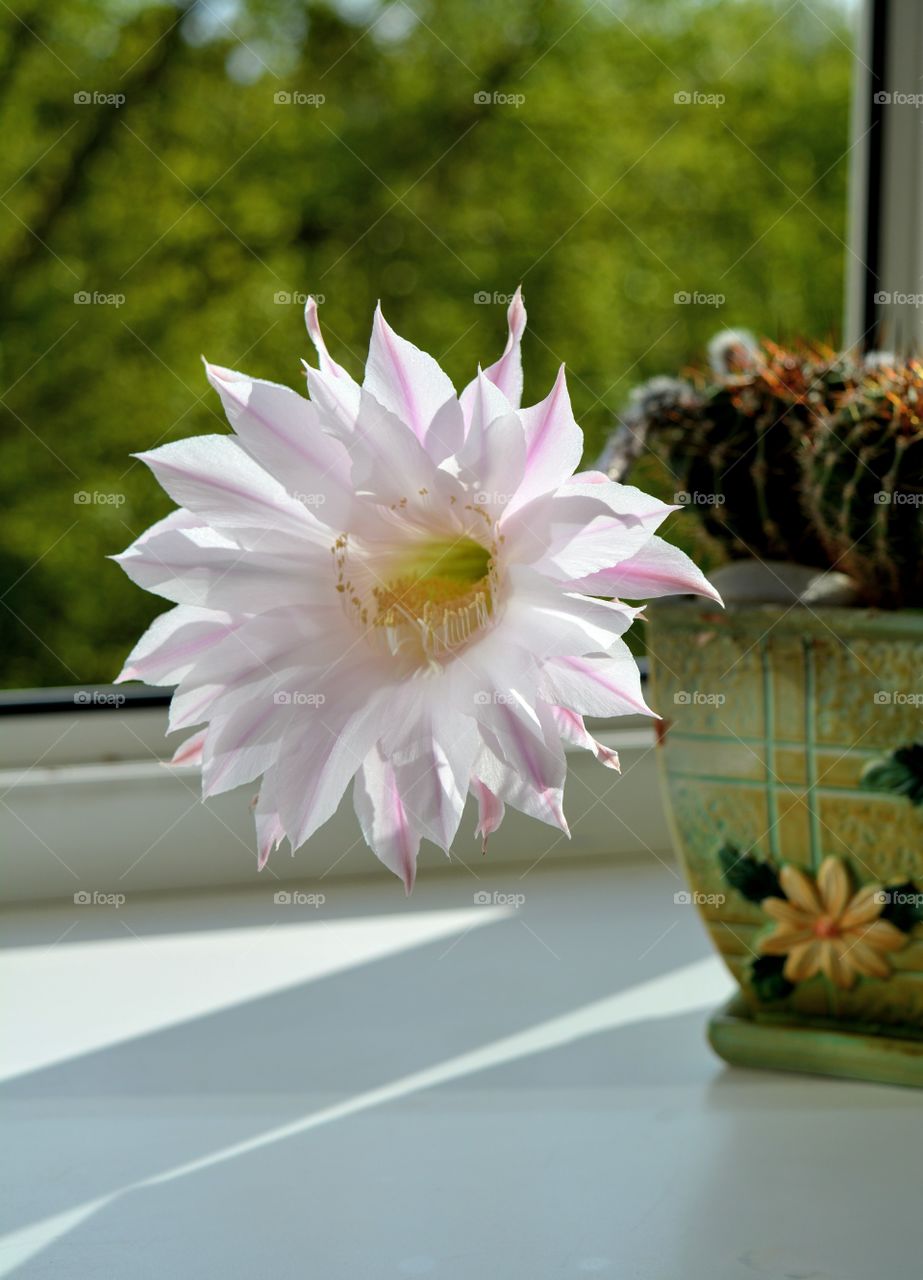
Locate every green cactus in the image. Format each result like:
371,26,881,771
609,334,854,567
799,360,923,607
611,334,923,607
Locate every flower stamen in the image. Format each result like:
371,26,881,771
335,533,498,663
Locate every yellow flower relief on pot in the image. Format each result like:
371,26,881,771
759,856,907,990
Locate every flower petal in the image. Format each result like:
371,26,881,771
354,747,421,893
759,923,815,953
840,884,886,930
303,296,361,435
540,647,655,719
762,898,813,928
473,778,505,851
115,521,322,612
303,362,361,440
844,939,892,978
459,362,514,436
495,567,640,665
783,939,822,982
114,605,239,686
364,303,457,442
200,668,306,797
851,919,906,953
453,399,527,519
558,477,676,521
424,396,465,464
373,679,480,853
779,864,823,914
166,606,344,732
350,390,466,521
274,680,402,850
473,702,568,834
821,941,853,989
760,926,801,955
502,482,673,581
506,365,584,515
549,705,620,770
390,716,479,853
817,856,851,918
255,773,286,871
567,534,723,604
168,728,207,767
204,362,360,530
135,436,329,550
470,286,527,408
305,296,352,380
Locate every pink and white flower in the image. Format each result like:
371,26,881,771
115,291,718,890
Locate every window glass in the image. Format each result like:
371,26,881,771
0,0,856,688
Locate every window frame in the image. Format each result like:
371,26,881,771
845,0,923,351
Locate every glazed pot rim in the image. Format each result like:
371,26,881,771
646,596,923,640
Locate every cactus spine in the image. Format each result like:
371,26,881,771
800,359,923,607
611,334,923,607
610,336,853,568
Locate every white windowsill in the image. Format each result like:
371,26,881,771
0,707,669,903
1,857,914,1278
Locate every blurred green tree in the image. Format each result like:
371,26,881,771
0,0,853,686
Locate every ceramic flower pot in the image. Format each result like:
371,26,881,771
646,597,923,1087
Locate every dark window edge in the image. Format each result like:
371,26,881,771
0,659,651,716
0,684,172,715
863,0,888,345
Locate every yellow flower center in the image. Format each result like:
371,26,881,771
335,533,497,663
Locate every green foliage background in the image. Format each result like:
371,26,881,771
0,0,853,688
